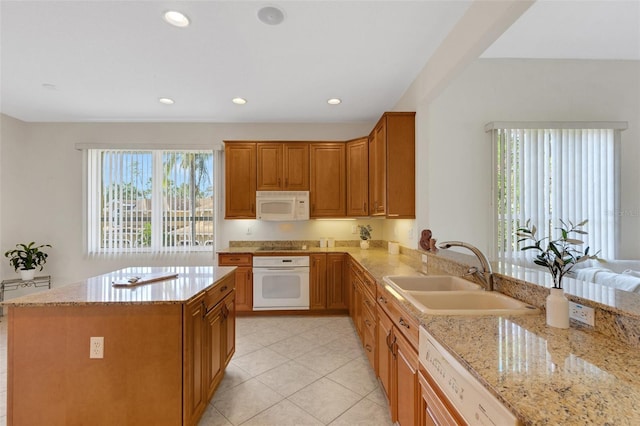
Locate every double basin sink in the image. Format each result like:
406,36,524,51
383,275,538,315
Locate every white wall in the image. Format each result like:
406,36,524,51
0,117,372,287
399,58,640,259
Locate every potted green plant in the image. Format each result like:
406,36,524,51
4,242,52,281
517,219,598,328
358,224,372,249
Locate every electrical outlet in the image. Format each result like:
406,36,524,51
90,336,104,359
351,225,358,234
421,254,428,264
569,302,595,326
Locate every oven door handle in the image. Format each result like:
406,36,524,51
254,267,309,273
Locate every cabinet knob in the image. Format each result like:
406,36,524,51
220,285,228,292
399,317,410,329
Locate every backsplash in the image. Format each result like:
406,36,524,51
229,239,386,248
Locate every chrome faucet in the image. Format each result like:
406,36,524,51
438,241,494,291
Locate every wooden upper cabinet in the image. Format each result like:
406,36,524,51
257,142,309,191
309,143,346,217
224,142,256,219
369,112,416,218
346,137,369,217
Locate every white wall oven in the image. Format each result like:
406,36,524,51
252,256,310,310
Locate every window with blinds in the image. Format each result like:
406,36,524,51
87,149,215,254
487,122,626,262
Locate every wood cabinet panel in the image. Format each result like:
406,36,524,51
257,142,309,190
346,137,369,216
368,112,415,218
256,143,282,190
310,253,327,310
326,253,348,310
225,143,256,218
219,254,252,312
203,302,223,402
309,143,346,217
283,143,309,190
184,296,206,426
419,368,462,426
396,330,419,426
377,305,394,408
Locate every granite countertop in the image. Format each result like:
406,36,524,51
222,246,640,424
2,266,236,306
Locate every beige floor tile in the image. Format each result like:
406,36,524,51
327,357,379,396
267,334,323,360
215,361,254,394
198,404,233,426
256,360,322,397
303,326,348,346
211,378,283,425
232,347,289,376
234,334,265,358
294,344,354,376
328,398,394,426
288,377,362,424
247,326,294,346
365,385,390,408
242,399,324,426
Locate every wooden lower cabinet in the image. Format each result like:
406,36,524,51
218,253,252,312
348,257,377,372
377,284,420,425
310,253,348,311
184,274,236,426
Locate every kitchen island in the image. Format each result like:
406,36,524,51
3,266,236,426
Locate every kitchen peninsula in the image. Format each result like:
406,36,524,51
220,243,640,424
3,266,236,426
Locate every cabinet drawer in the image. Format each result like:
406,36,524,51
361,272,377,299
377,283,419,349
219,253,252,266
363,327,376,371
205,274,235,312
362,299,376,337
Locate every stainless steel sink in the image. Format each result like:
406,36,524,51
383,275,482,292
405,290,539,315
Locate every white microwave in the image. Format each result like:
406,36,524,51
256,191,310,221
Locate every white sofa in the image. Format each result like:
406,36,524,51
572,260,640,293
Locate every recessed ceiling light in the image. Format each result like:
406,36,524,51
257,6,285,26
159,97,175,105
327,98,342,105
42,83,57,90
232,97,247,105
163,10,190,28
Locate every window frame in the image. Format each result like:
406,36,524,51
82,146,218,255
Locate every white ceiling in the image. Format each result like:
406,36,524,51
1,1,638,123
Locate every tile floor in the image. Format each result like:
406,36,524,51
0,316,391,426
198,315,393,426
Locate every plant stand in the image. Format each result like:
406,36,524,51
0,275,51,316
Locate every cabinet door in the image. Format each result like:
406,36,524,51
346,137,369,216
309,143,346,217
234,266,253,312
309,254,327,310
377,306,394,414
283,143,309,190
223,294,236,366
386,113,416,218
396,330,419,426
184,296,206,426
204,303,224,401
225,143,257,218
326,253,348,310
256,143,283,190
369,122,386,216
419,369,461,426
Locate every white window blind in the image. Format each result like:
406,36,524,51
488,122,625,262
87,149,215,254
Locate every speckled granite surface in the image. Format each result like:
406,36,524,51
220,244,640,424
1,266,236,306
